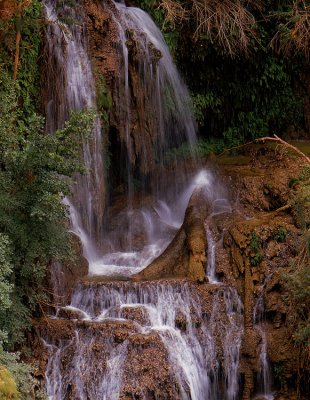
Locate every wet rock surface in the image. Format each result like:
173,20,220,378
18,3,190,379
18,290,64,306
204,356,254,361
121,332,180,400
132,187,208,282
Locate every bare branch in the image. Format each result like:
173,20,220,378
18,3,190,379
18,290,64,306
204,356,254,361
157,0,189,29
270,0,310,61
158,0,262,56
219,135,310,164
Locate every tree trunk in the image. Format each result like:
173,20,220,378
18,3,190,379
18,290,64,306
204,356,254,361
13,27,21,80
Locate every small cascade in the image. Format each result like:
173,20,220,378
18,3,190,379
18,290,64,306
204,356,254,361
89,169,218,278
41,280,244,400
204,176,232,283
49,261,64,310
254,279,274,399
44,0,105,245
43,329,129,399
205,227,218,283
222,290,243,400
211,288,244,400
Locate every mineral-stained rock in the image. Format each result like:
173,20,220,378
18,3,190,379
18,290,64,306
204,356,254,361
120,306,150,326
120,332,181,399
57,307,87,320
241,328,261,359
132,188,208,282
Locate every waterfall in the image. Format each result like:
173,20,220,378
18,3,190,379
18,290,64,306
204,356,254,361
94,0,200,259
43,281,244,399
40,1,246,399
206,227,217,283
113,1,197,158
44,0,105,246
210,288,244,400
43,329,129,399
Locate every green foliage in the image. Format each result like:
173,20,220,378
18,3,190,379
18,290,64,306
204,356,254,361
292,166,310,230
250,253,263,266
164,143,194,163
192,93,222,127
273,227,287,243
0,69,95,349
273,362,286,389
196,138,226,156
95,74,112,172
284,165,310,358
0,350,32,399
249,230,262,266
284,239,310,346
288,177,299,188
0,235,20,348
0,347,47,399
138,0,166,26
164,136,227,163
0,235,13,315
178,6,305,146
96,75,112,112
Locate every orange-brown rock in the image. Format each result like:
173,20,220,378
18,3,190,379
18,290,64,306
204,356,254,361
120,332,180,399
132,188,208,282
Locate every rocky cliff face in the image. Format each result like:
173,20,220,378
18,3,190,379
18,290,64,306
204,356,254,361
83,0,196,195
84,0,160,185
217,146,309,399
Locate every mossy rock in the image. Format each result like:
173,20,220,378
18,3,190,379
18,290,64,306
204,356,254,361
0,366,20,400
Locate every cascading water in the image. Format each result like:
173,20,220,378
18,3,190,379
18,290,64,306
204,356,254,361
93,0,200,263
40,1,246,399
44,0,105,245
254,278,274,400
113,1,197,157
205,227,217,283
43,280,244,400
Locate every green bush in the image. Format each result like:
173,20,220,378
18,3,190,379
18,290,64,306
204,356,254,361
249,231,263,266
0,69,95,348
273,227,288,243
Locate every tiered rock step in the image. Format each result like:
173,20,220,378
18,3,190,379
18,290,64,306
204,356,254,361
35,278,245,400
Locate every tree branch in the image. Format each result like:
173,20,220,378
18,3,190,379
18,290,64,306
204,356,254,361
219,135,310,164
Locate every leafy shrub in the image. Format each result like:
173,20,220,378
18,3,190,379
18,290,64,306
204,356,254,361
0,69,95,348
249,230,262,266
273,227,288,243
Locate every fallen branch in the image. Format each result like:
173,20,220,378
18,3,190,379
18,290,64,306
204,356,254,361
261,203,292,219
218,134,310,164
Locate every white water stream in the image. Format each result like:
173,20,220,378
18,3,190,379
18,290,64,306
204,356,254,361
44,0,105,244
253,277,274,400
114,1,197,151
